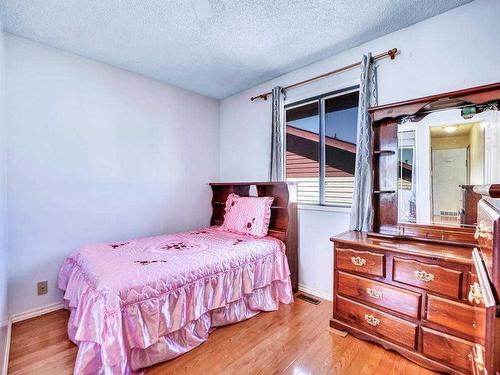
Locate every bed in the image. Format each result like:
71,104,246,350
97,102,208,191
58,182,298,375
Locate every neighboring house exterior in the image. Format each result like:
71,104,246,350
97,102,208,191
286,126,356,205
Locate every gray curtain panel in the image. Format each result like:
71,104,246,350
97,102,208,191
349,53,378,231
270,86,286,181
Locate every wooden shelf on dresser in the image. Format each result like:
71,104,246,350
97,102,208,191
329,231,491,375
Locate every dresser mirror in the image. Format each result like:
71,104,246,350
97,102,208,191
397,104,500,228
369,83,500,241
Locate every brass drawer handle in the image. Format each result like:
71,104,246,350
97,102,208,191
366,288,383,299
414,270,434,282
474,220,486,240
364,314,380,326
474,220,492,240
468,346,485,371
351,256,366,266
474,226,481,240
468,282,484,305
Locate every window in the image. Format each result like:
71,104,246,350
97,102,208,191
286,87,359,206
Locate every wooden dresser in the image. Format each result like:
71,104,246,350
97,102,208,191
330,230,496,374
330,188,500,374
330,84,500,375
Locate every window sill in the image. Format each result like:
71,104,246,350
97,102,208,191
297,204,351,213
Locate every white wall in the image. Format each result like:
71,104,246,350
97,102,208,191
469,123,484,185
0,27,9,373
297,207,350,299
484,111,500,183
219,0,500,298
5,35,220,315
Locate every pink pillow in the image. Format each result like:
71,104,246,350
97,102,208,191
220,193,274,237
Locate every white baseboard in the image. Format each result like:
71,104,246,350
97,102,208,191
298,284,333,301
1,318,12,375
11,302,64,323
1,302,64,374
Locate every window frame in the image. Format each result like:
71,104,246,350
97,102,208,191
285,85,360,207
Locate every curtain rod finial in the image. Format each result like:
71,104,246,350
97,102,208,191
388,48,398,60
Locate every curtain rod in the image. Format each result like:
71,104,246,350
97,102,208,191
250,48,398,101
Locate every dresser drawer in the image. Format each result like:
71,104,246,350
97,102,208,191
421,327,475,373
337,271,421,319
393,257,463,298
336,248,384,277
426,294,485,339
336,296,417,349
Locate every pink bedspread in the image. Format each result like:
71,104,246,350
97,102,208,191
58,226,293,374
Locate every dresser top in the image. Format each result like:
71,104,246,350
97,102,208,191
331,231,474,265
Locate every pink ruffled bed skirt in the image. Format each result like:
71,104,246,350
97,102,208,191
59,233,293,375
67,279,291,374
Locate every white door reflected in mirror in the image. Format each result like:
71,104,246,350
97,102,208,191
397,107,500,228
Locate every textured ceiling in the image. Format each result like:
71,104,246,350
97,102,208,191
1,0,471,99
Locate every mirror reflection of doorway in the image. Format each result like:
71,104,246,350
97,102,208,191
431,148,468,224
397,107,497,228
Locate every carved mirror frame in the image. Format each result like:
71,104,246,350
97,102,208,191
368,82,500,245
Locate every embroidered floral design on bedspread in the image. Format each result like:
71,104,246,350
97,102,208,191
135,260,167,266
232,239,245,246
160,241,195,251
189,230,209,235
147,239,209,254
110,242,129,249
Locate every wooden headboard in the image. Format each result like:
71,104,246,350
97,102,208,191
209,182,298,291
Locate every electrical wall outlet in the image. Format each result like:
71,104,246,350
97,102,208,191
37,280,48,295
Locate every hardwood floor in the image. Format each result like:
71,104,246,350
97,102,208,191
8,295,437,375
